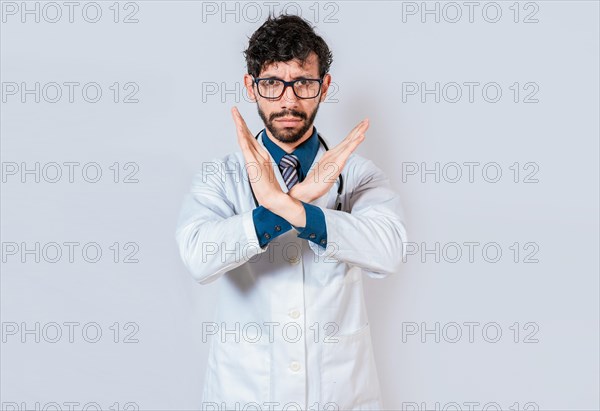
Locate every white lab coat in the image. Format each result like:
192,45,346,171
175,133,408,411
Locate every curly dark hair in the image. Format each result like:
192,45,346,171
243,14,333,79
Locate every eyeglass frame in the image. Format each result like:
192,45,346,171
252,76,324,100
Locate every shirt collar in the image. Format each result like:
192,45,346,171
261,125,320,179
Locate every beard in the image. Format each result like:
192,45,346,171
257,103,320,144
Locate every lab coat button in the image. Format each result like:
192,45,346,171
274,225,281,232
289,361,301,372
309,233,316,239
264,233,271,240
289,309,300,319
320,239,326,245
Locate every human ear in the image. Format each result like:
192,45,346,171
319,73,332,103
244,74,258,102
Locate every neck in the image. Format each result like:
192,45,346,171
265,125,314,153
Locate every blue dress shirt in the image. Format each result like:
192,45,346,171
252,126,328,249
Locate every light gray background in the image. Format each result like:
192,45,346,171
1,1,599,410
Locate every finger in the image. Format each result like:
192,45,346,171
255,143,271,160
231,107,249,138
333,118,368,155
232,108,276,170
231,107,247,146
350,118,369,140
340,119,368,155
336,118,369,148
343,119,366,141
232,106,267,156
233,108,265,160
231,106,246,126
231,106,254,141
340,134,365,159
245,139,270,164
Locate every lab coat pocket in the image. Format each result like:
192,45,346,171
205,336,271,408
320,322,381,410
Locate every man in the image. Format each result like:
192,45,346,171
175,14,408,411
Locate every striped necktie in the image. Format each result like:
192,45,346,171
279,153,300,189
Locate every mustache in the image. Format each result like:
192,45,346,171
270,110,306,121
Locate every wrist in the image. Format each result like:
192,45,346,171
265,192,291,214
267,193,306,228
289,184,314,203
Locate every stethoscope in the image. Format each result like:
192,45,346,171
250,129,344,211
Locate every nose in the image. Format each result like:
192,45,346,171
281,82,299,105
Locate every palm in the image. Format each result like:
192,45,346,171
293,119,369,203
231,107,282,205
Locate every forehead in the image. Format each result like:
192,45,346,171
259,52,319,77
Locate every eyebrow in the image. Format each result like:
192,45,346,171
260,73,316,79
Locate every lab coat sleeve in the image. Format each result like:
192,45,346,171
175,158,268,285
307,156,408,278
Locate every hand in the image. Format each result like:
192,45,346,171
231,106,284,208
289,118,369,203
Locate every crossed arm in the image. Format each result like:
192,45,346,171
175,108,408,285
231,106,368,249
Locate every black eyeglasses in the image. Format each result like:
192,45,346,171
253,77,324,100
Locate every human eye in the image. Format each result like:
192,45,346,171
264,78,280,86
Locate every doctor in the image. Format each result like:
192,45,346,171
175,14,408,411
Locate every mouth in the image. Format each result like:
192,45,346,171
276,117,302,127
